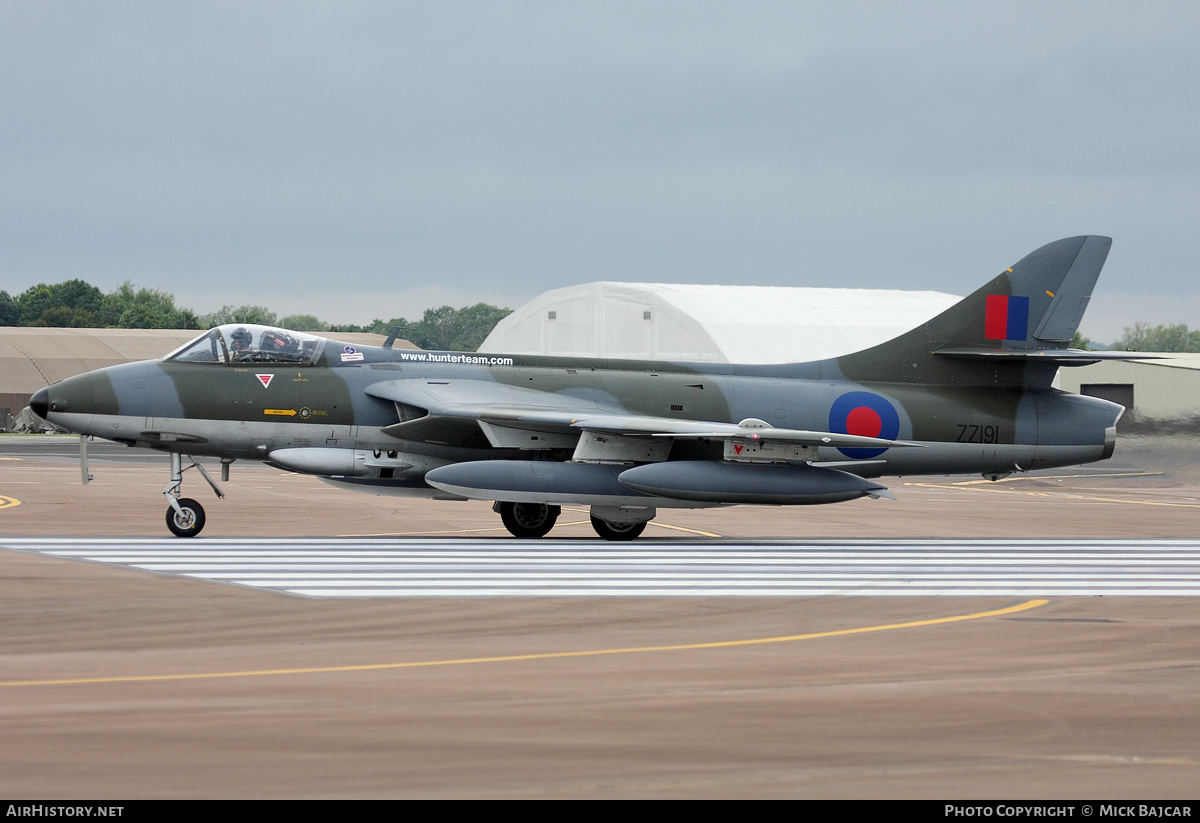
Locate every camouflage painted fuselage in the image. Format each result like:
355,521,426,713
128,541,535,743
39,338,1120,481
32,235,1128,519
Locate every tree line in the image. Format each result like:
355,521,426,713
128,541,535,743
1,280,199,330
6,278,1200,353
1,280,511,352
1071,323,1200,353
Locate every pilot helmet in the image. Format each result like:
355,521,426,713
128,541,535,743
230,327,252,349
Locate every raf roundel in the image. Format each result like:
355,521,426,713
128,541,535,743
828,391,901,459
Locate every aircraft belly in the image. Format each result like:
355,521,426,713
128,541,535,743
317,476,465,500
868,442,1039,475
47,412,96,438
1024,444,1109,471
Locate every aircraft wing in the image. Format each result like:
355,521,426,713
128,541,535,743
569,415,917,449
365,378,915,452
366,378,613,446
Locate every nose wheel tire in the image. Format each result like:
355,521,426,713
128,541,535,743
166,498,206,537
590,515,648,541
498,502,560,538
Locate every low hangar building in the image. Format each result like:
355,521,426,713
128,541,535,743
479,281,962,364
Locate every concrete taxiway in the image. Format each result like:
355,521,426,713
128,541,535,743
1,435,1198,798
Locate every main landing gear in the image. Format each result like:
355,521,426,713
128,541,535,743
163,453,225,537
495,502,560,538
494,502,652,541
589,515,646,541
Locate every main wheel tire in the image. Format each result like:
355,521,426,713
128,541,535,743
166,497,206,537
498,502,560,538
590,515,647,541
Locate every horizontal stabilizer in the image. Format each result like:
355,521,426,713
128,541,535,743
933,348,1163,367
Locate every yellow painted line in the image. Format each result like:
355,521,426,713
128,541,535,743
648,521,722,538
0,495,21,509
945,471,1161,486
1052,492,1200,509
1025,754,1200,767
910,481,1200,509
0,600,1046,688
561,506,721,538
341,520,593,538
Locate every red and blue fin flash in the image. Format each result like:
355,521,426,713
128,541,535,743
985,295,1029,341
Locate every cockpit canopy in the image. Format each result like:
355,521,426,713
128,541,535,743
166,325,327,366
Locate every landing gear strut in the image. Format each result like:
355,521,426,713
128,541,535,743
496,502,560,538
162,453,224,538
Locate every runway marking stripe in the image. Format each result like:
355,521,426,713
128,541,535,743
35,549,1200,558
7,539,1200,598
0,599,1046,688
185,576,1200,585
116,560,1200,569
7,537,1200,545
258,590,1200,597
0,495,21,509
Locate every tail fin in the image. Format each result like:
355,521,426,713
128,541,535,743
834,236,1112,388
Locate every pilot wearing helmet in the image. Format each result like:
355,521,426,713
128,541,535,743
229,327,253,357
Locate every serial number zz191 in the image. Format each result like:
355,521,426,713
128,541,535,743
956,424,1000,443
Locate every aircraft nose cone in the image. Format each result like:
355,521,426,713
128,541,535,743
29,387,49,420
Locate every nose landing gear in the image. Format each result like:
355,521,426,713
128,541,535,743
163,453,224,538
166,498,206,537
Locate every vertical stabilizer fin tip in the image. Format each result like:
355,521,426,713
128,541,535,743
1032,235,1111,342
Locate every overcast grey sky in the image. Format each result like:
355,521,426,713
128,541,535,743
2,2,1197,341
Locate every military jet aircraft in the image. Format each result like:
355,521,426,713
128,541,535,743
31,236,1142,540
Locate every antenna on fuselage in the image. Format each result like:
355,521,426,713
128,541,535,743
382,325,415,349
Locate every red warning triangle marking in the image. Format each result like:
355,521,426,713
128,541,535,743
733,444,743,455
256,374,274,388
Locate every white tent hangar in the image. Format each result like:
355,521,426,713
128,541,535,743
480,282,962,364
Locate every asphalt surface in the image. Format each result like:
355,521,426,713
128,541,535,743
1,434,1198,798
